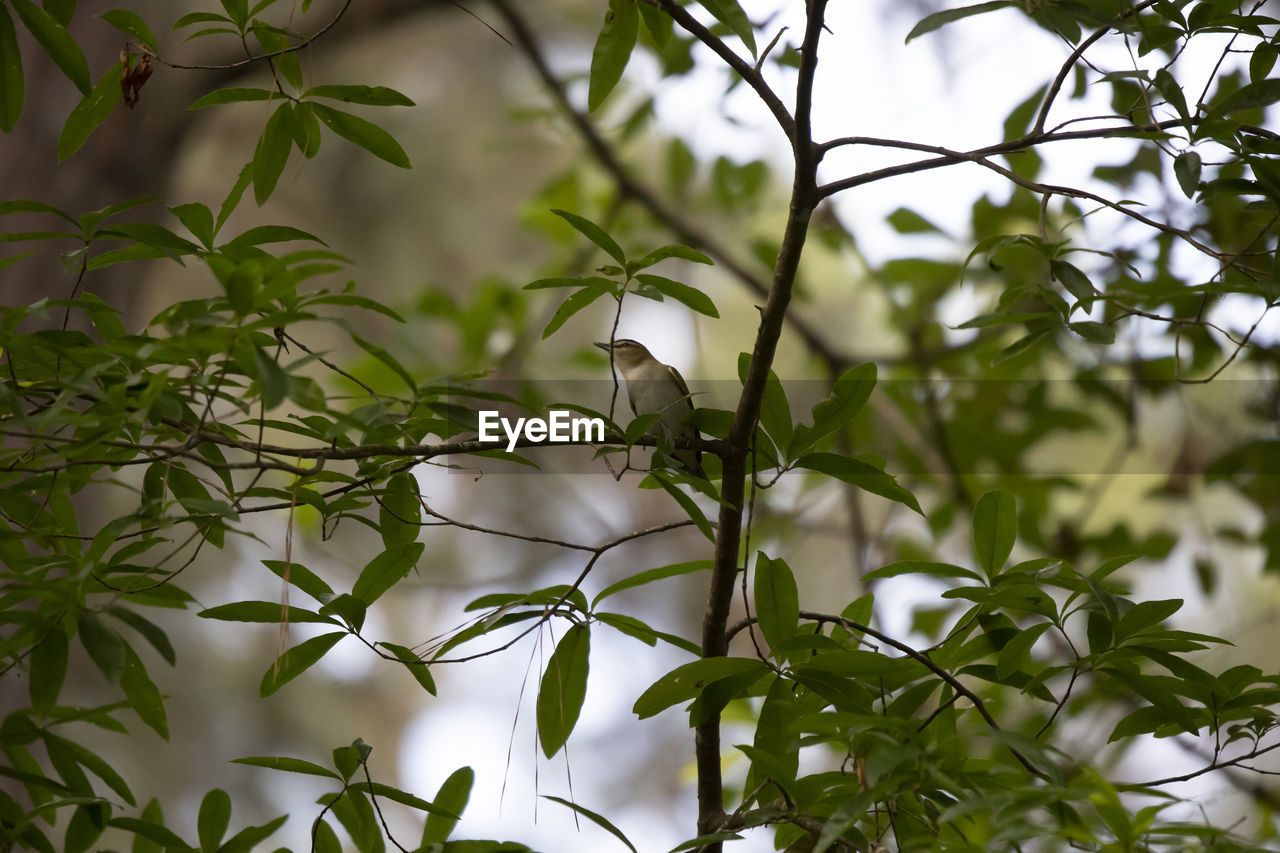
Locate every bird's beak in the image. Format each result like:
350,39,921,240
593,341,612,352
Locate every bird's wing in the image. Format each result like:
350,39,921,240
666,364,694,411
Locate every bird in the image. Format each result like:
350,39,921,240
595,339,704,477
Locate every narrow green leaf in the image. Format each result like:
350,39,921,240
120,645,168,738
592,560,712,606
650,471,715,541
633,657,770,719
312,102,411,168
420,766,473,845
219,815,287,852
905,0,1014,43
550,208,626,264
634,273,719,317
352,333,417,391
30,626,69,712
536,623,591,758
12,0,90,94
995,621,1052,680
197,601,340,624
380,642,437,695
0,6,24,132
595,612,701,654
262,559,335,603
789,363,876,457
105,606,176,666
223,224,325,247
197,789,231,852
351,542,425,605
188,87,275,110
100,9,157,52
541,283,611,339
973,490,1017,577
253,102,294,205
588,0,638,111
862,560,982,582
754,553,799,655
795,452,923,515
57,60,123,161
259,632,346,697
542,795,637,853
254,347,288,409
631,244,713,271
700,0,757,56
108,817,188,849
887,207,944,234
216,162,253,235
78,612,126,683
231,755,341,779
303,84,414,106
44,732,135,806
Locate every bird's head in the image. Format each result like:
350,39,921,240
594,339,655,370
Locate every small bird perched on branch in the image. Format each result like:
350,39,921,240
595,339,703,477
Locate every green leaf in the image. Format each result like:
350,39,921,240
887,207,944,234
700,0,757,57
592,559,713,606
380,642,437,695
595,612,701,654
109,817,188,849
789,363,876,457
120,644,168,738
633,657,770,719
262,559,335,603
100,9,157,52
631,244,713,271
198,601,341,624
216,162,253,235
379,472,421,550
754,553,799,656
57,60,123,161
862,560,983,582
588,0,638,112
303,84,414,106
105,606,176,665
1051,259,1096,304
219,815,287,852
30,626,69,712
1069,321,1115,344
550,208,626,264
352,542,425,605
1174,151,1201,198
633,273,719,317
906,1,1014,43
352,333,416,392
78,611,127,683
540,283,612,339
795,452,923,515
420,766,473,845
973,490,1017,577
650,471,715,541
189,87,275,110
255,346,288,408
0,6,24,132
312,102,411,168
231,755,341,779
169,203,214,248
259,632,346,697
1209,78,1280,117
44,732,136,806
197,789,231,852
253,102,294,205
542,795,637,853
536,623,591,758
995,621,1052,680
11,0,90,94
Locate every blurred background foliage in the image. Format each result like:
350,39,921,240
1,0,1279,850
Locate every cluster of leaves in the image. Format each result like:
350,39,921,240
1,0,1279,851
